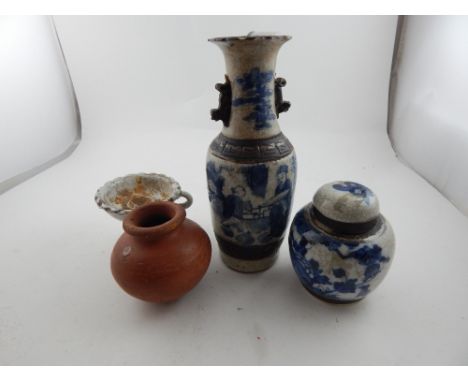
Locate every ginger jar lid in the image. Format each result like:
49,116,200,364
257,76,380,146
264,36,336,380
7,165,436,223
312,181,380,225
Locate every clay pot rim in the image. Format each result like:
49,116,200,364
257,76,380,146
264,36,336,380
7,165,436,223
123,201,186,238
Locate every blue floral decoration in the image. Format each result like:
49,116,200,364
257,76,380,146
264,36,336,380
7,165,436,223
232,67,276,130
332,181,373,205
289,210,389,301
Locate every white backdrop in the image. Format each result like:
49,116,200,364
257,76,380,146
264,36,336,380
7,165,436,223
2,16,468,365
389,16,468,217
0,16,80,193
52,16,396,138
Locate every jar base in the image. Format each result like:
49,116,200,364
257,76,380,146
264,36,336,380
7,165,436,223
300,282,365,304
220,251,278,273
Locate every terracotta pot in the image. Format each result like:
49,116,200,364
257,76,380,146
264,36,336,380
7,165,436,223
111,201,211,302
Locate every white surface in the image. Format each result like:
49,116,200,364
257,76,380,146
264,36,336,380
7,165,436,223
1,16,467,365
0,16,80,189
390,16,468,217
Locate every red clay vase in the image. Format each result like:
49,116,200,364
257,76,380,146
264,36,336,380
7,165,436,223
111,201,211,303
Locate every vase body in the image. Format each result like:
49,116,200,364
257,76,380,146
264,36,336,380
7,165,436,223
207,35,296,272
111,202,211,302
289,181,395,303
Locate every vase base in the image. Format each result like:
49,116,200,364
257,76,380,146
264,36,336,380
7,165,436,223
215,234,282,273
220,251,278,273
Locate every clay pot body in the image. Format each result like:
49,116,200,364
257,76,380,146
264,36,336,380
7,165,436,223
111,202,211,302
206,35,296,273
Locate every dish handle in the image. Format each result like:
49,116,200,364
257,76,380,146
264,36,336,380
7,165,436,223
174,190,193,209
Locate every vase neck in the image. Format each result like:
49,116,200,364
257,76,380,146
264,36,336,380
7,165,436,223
211,35,290,140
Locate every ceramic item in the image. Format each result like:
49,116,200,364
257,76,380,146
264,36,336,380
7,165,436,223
206,34,296,273
95,173,193,220
111,201,211,303
289,181,395,303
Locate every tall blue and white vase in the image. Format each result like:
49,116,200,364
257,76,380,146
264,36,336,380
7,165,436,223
207,34,296,272
289,181,395,303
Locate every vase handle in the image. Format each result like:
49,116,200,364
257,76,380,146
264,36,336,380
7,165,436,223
174,190,193,209
275,77,291,117
210,75,231,127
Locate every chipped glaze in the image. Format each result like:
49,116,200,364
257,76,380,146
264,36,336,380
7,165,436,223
95,173,193,220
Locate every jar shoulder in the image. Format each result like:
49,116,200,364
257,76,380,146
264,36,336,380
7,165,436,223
290,204,395,250
113,220,211,264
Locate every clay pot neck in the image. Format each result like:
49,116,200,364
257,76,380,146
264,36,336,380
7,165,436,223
123,202,185,240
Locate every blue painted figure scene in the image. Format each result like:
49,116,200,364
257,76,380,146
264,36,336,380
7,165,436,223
263,165,293,238
207,160,295,247
207,34,295,272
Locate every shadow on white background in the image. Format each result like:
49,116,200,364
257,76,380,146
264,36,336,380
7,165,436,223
0,16,81,194
389,16,468,217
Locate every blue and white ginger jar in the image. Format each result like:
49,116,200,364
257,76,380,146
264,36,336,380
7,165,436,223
288,181,395,303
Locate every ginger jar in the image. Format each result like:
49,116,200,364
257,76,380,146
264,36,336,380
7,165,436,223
289,181,395,303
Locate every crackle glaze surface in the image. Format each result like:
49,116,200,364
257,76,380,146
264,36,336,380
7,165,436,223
207,152,296,247
313,181,380,223
207,35,295,272
95,173,192,220
209,35,291,141
289,206,395,302
289,179,395,302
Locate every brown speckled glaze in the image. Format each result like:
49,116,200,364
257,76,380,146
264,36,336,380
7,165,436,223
111,202,211,303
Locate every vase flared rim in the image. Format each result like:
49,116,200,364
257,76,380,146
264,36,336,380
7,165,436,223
208,34,291,43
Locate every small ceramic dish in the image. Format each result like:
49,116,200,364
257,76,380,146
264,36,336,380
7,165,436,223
95,173,193,220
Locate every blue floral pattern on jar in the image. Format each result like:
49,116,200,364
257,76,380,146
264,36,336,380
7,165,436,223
332,181,374,206
288,207,394,302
